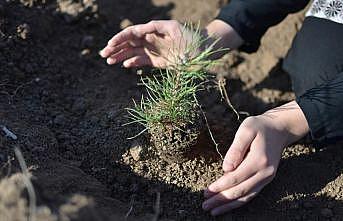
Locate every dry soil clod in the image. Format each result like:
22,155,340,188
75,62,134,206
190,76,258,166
17,23,30,40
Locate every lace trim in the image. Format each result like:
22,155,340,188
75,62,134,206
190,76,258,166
306,0,343,24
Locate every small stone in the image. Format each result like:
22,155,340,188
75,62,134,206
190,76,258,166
320,208,333,218
129,143,143,161
81,48,90,56
17,23,30,40
120,19,133,29
136,69,143,75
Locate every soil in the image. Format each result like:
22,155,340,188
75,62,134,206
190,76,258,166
148,108,204,164
0,0,343,221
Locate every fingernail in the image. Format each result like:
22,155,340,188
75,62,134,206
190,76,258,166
101,49,108,57
123,60,129,67
107,58,116,65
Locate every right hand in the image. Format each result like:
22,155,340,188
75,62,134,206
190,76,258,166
202,101,309,216
100,20,189,68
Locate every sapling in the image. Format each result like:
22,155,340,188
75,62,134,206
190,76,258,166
125,23,226,163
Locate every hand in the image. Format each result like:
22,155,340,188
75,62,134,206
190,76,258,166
100,20,188,68
202,101,309,216
99,19,244,68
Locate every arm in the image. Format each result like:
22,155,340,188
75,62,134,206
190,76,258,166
203,101,309,215
297,72,343,143
99,20,243,68
217,0,310,52
100,0,310,68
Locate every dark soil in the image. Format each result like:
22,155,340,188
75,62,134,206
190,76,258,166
1,1,343,221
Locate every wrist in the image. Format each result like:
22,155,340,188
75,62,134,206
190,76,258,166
202,20,244,55
262,101,310,145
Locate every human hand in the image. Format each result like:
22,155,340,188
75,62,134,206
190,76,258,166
99,19,244,69
202,101,309,216
100,20,192,68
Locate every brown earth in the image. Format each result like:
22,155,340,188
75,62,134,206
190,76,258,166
0,0,343,221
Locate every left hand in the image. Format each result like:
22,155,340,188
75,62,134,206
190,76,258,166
202,101,310,216
100,20,185,68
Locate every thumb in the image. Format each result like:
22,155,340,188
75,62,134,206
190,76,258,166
223,125,256,172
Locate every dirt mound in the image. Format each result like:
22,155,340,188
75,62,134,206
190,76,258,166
0,173,56,221
0,172,139,221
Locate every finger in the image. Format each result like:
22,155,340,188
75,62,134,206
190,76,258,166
100,40,142,58
100,42,130,58
223,126,257,172
134,20,182,38
108,20,181,46
202,171,267,211
204,157,258,199
210,186,262,216
106,47,146,65
107,26,140,47
123,55,152,68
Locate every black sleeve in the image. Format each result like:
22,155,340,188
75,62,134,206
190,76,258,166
297,73,343,143
217,0,310,52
